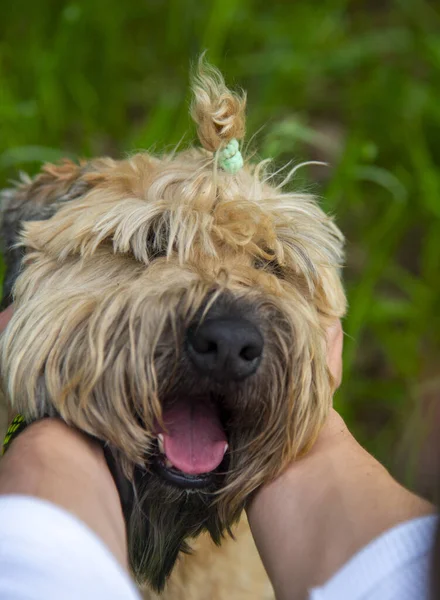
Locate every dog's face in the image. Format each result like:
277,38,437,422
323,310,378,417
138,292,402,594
0,65,345,590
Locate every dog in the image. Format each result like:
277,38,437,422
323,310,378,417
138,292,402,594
0,61,346,599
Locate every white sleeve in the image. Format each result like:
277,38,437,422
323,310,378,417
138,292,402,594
0,495,142,600
309,515,437,600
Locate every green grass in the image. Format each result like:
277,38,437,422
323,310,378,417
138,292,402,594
1,0,439,477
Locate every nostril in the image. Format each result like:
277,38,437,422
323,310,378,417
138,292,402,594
239,345,261,361
192,337,217,355
204,341,217,354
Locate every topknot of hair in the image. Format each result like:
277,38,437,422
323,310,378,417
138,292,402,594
191,58,247,153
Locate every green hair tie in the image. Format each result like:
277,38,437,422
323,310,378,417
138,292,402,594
218,139,243,175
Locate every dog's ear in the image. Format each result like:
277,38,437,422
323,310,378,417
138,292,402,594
16,154,164,265
271,196,346,325
0,160,100,308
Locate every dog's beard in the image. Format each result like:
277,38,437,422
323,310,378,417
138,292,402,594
129,468,225,591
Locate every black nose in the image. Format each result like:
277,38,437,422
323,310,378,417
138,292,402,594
186,318,264,382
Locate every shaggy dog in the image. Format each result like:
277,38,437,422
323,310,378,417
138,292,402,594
0,61,346,598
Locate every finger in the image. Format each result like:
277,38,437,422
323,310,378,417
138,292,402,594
326,319,343,389
0,305,14,334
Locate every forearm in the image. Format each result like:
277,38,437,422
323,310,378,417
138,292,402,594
247,410,433,600
0,419,128,568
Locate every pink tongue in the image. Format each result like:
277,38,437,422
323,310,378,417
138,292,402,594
160,400,227,475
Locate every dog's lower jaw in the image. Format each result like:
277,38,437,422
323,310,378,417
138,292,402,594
128,467,234,592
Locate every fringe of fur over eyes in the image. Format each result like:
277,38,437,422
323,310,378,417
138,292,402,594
0,59,346,589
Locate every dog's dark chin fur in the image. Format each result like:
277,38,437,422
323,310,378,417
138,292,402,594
129,466,229,591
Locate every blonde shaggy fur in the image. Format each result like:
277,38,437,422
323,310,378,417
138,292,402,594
0,60,346,598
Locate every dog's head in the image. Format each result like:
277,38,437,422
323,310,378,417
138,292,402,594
0,62,345,589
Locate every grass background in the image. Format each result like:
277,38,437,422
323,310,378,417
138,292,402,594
1,0,439,482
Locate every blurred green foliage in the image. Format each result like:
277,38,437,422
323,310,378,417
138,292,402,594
1,0,439,472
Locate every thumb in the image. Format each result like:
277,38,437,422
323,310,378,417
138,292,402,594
326,320,343,389
0,305,14,334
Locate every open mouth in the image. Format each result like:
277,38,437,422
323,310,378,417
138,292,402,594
152,396,229,490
